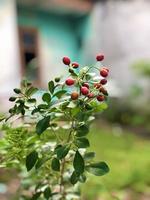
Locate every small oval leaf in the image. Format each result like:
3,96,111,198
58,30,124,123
70,171,80,185
44,186,51,199
31,192,42,200
84,152,95,161
86,162,110,176
56,145,70,160
76,125,89,137
36,116,50,135
73,151,84,174
26,87,38,96
48,81,55,94
75,137,90,148
51,158,60,171
42,93,51,104
53,90,67,99
26,151,38,171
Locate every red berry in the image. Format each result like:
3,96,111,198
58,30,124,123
81,86,89,95
97,95,105,102
83,83,89,89
96,54,104,61
65,78,75,86
99,87,108,95
88,93,94,98
94,83,102,89
71,92,79,100
100,79,107,85
103,67,109,72
72,62,79,68
100,68,108,77
63,56,71,65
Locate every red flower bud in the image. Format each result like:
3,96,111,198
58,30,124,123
94,83,102,89
72,62,79,68
83,83,89,89
81,86,89,95
97,95,105,102
88,93,94,98
100,68,108,77
63,56,71,65
100,79,107,85
65,78,75,86
99,87,108,95
96,54,104,61
103,67,109,72
71,92,79,100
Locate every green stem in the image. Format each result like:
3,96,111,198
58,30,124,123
59,121,74,199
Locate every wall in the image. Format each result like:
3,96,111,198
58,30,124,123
86,0,150,94
18,8,90,86
0,0,21,111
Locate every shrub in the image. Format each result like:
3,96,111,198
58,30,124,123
0,55,110,200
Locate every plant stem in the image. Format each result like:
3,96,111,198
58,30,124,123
60,158,66,199
59,122,74,199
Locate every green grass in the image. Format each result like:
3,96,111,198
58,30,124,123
82,123,150,199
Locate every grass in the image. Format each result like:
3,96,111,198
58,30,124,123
82,122,150,199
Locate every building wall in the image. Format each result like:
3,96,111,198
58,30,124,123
86,0,150,94
18,8,90,86
0,0,21,111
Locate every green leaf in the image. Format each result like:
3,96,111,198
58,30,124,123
71,107,80,117
69,68,78,76
35,157,49,169
91,101,108,113
26,151,38,171
86,162,109,176
31,192,42,200
51,158,60,171
85,103,93,110
55,145,70,160
14,88,21,94
26,87,38,96
27,98,36,103
9,97,16,102
36,116,50,135
44,187,51,199
76,125,89,137
42,93,51,104
38,104,49,109
70,171,80,185
79,174,87,183
48,81,55,94
16,99,24,104
53,90,67,99
31,108,40,115
73,151,84,174
84,152,95,161
75,137,90,148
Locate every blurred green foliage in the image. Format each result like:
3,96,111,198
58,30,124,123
82,124,150,200
132,60,150,77
102,98,150,131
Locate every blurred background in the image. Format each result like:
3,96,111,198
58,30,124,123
0,0,150,199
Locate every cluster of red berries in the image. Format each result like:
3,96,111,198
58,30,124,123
62,54,109,102
63,57,79,69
